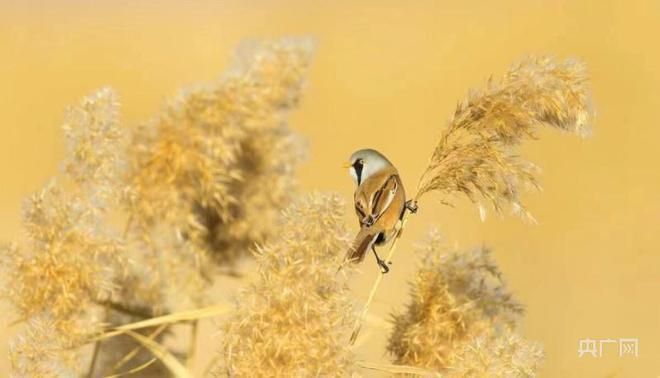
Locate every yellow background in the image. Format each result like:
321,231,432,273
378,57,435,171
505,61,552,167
1,1,658,376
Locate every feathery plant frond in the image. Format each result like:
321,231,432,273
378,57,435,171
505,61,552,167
449,326,544,377
213,193,357,377
9,315,84,377
97,37,315,374
125,37,313,269
417,233,524,323
415,57,593,220
388,232,542,375
62,87,124,205
1,88,126,377
5,184,122,321
2,38,316,377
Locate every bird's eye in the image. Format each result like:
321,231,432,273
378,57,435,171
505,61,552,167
356,159,364,166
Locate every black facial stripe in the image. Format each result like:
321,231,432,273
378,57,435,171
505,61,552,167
353,161,364,185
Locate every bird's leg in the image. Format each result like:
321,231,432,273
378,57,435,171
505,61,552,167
372,245,390,274
405,200,418,214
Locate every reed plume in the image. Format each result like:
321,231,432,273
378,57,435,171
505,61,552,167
213,193,357,377
387,232,542,376
450,326,544,377
415,57,593,220
124,37,312,272
62,87,125,204
97,37,314,374
1,88,125,377
2,38,315,377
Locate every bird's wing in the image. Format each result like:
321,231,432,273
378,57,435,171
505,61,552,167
369,174,399,222
354,196,368,224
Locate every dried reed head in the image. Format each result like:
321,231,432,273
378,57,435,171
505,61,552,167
450,326,544,377
3,184,122,323
1,88,126,376
125,37,312,270
62,87,124,204
9,315,82,377
214,193,357,377
388,232,539,374
418,233,524,324
416,57,593,220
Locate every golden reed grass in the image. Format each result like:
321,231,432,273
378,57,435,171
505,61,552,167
415,56,593,220
212,193,356,377
387,232,543,376
1,37,593,377
2,38,313,377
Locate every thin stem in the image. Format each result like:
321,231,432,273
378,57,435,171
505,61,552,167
87,215,134,378
186,320,198,371
357,360,440,376
95,299,155,319
87,340,102,378
88,307,109,377
110,324,168,373
349,207,415,345
95,303,230,343
104,358,157,378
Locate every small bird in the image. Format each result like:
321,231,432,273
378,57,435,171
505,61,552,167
343,149,417,273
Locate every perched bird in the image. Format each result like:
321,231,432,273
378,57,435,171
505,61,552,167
343,149,417,273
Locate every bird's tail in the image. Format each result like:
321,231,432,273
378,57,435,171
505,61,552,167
345,228,378,264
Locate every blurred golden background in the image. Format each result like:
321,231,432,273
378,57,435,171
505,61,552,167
1,0,658,376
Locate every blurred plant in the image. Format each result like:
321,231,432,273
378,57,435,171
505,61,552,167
388,232,543,376
124,37,312,272
0,45,593,378
212,193,357,377
450,326,544,377
1,38,315,377
1,88,125,376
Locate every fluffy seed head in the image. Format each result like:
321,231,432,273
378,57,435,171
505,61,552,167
416,57,594,220
214,193,357,377
124,38,313,269
388,232,540,374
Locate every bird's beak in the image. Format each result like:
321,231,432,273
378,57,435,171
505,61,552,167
342,162,351,169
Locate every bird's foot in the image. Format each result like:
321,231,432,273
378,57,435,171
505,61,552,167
377,258,390,274
361,215,375,227
405,200,419,214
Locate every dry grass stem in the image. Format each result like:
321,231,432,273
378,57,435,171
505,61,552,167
357,360,442,376
109,324,168,372
124,330,192,378
97,303,231,341
103,358,158,378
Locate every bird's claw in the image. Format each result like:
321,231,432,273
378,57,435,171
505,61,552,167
405,200,419,214
377,259,390,274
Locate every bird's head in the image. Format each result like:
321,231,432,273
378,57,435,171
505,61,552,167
344,148,393,186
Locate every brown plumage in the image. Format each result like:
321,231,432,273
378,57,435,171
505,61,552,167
344,149,409,272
